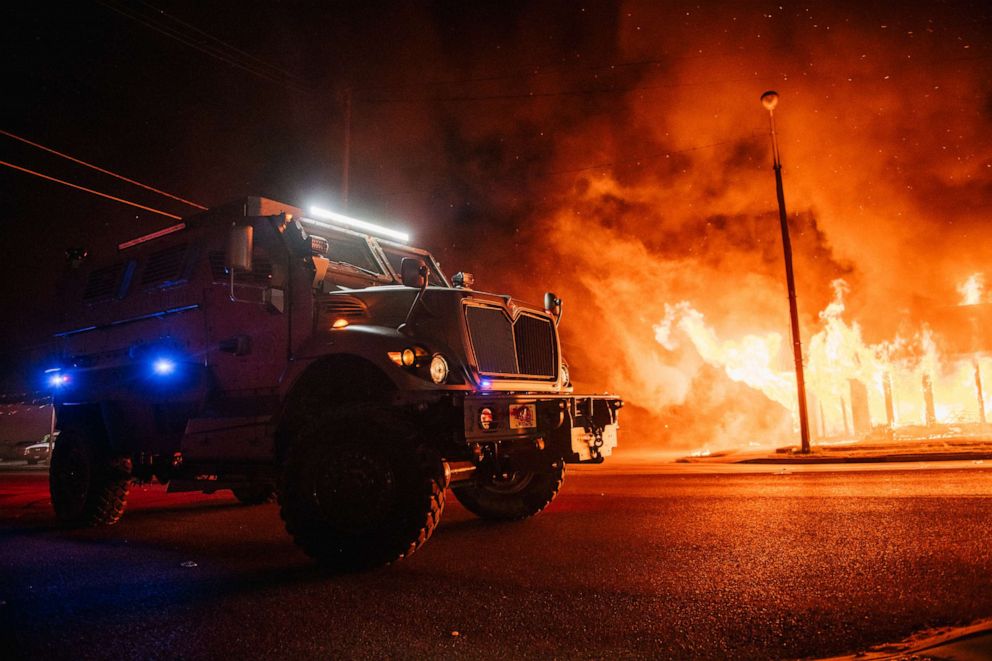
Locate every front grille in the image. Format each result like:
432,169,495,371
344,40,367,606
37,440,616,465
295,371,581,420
514,314,556,377
466,304,557,379
466,306,517,374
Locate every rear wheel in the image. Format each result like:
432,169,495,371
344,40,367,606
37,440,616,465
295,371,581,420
279,406,445,570
453,463,564,521
49,427,131,527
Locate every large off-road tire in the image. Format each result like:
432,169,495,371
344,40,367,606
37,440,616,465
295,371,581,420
49,427,131,527
279,406,445,571
453,463,565,521
232,484,277,505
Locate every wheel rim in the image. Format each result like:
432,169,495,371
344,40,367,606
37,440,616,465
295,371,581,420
482,471,535,495
311,445,396,534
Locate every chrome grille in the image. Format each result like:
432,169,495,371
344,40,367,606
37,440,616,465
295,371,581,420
466,306,517,374
514,314,556,377
466,304,557,379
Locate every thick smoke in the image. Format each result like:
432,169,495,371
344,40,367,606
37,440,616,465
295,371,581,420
5,2,990,451
397,2,992,450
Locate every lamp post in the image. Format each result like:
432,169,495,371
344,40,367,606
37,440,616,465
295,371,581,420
761,90,811,454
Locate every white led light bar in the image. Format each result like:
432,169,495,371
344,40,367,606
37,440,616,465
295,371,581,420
306,206,410,243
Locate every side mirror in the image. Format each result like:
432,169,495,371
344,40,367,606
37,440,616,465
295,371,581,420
401,257,428,289
544,292,563,326
226,225,253,272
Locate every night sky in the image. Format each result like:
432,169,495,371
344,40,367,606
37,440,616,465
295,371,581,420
4,1,990,447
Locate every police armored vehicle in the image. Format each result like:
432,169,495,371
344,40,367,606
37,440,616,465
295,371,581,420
44,197,621,569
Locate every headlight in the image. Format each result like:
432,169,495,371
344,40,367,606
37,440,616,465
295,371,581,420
388,347,426,367
429,354,449,384
560,360,570,386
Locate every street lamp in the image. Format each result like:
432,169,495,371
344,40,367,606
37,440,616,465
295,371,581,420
761,90,812,454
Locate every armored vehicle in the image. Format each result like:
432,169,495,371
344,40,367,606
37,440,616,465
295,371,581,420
42,197,621,569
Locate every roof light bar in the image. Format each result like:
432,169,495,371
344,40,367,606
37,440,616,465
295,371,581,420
306,206,410,243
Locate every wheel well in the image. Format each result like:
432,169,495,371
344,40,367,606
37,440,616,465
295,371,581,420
276,354,397,459
55,404,110,448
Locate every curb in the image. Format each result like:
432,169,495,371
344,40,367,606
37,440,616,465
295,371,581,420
820,620,992,660
738,452,992,464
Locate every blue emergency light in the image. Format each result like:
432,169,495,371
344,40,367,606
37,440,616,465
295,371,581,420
47,371,70,388
152,357,177,376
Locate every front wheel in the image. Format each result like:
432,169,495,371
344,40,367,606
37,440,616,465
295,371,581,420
279,406,445,571
452,463,564,521
49,427,131,527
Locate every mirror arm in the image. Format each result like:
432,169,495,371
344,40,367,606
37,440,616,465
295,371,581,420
399,268,430,335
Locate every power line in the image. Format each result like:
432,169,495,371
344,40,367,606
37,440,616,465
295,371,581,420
96,0,314,95
133,0,310,87
0,160,182,219
375,136,745,199
361,77,756,104
354,52,744,95
1,129,207,210
543,138,744,176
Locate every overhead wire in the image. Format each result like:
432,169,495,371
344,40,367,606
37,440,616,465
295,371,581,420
373,136,748,200
132,0,311,87
360,77,756,104
0,160,182,219
1,129,207,210
543,138,745,176
96,0,314,95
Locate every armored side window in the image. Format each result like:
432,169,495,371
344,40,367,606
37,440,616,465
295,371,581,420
141,243,189,288
82,261,134,302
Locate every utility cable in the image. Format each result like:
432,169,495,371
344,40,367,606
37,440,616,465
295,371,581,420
1,129,207,210
97,0,313,95
543,138,744,175
0,160,181,219
374,137,744,199
361,77,756,104
133,0,310,87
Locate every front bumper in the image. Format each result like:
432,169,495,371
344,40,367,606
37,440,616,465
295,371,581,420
462,393,622,463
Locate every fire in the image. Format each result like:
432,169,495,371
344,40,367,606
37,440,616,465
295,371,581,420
657,303,794,411
654,276,990,440
958,273,985,306
472,5,992,451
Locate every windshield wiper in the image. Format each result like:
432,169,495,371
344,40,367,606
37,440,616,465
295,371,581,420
329,260,381,278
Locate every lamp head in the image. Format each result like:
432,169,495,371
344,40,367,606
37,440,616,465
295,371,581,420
760,90,779,112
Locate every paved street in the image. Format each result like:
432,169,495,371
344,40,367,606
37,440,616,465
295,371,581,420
2,464,991,659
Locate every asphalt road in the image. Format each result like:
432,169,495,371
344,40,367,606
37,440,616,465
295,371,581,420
2,464,991,660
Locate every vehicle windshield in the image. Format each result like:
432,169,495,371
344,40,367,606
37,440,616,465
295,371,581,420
380,245,447,287
326,234,384,276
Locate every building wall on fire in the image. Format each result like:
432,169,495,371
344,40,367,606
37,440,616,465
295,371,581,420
849,379,871,437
